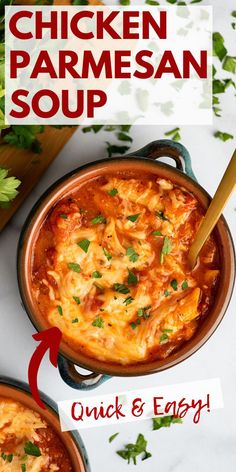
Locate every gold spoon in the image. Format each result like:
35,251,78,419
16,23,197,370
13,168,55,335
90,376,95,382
188,148,236,270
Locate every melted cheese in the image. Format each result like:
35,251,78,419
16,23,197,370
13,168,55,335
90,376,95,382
0,399,58,472
33,175,220,364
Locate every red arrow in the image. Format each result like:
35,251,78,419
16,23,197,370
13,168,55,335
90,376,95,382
28,327,62,409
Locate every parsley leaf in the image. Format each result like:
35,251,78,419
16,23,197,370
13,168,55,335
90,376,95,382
59,213,68,219
127,213,141,223
109,432,119,443
164,127,181,142
164,290,171,297
72,318,79,323
57,306,63,316
107,188,118,197
24,441,41,457
170,279,178,291
145,0,160,4
127,269,138,285
92,316,104,328
106,142,130,158
160,333,169,343
103,247,112,260
113,283,130,294
155,211,170,222
214,131,234,142
91,214,106,225
222,56,236,74
152,415,183,430
117,434,151,465
4,125,44,154
73,296,81,304
182,280,188,290
117,132,133,142
126,247,139,262
92,271,102,278
213,32,227,62
160,236,172,264
21,465,26,472
82,124,103,132
123,296,134,306
77,239,90,253
152,230,163,237
0,168,21,204
68,262,81,273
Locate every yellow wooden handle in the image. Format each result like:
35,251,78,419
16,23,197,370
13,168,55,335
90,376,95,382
188,148,236,269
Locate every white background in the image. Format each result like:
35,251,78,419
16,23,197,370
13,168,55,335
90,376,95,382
0,0,235,471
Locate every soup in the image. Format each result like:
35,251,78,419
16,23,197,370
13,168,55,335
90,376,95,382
32,173,220,365
0,398,73,471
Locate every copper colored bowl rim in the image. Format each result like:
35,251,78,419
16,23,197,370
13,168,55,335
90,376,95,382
17,156,236,376
0,376,90,471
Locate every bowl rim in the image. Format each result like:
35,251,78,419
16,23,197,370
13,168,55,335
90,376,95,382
17,156,236,376
0,375,90,471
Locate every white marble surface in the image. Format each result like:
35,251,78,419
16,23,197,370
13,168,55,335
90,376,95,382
0,0,236,470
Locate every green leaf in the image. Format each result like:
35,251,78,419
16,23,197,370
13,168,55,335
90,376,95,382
91,214,106,225
82,124,103,133
113,283,130,294
21,465,26,472
73,296,81,304
4,125,44,153
127,269,138,285
127,213,140,222
152,415,183,430
72,318,79,323
123,296,134,306
117,434,151,465
92,271,102,278
152,231,163,237
160,333,169,343
68,262,81,273
117,132,133,142
232,11,236,17
72,0,89,4
222,56,236,74
182,280,188,290
0,168,21,204
59,213,68,220
232,23,236,30
119,0,130,4
126,247,139,262
160,236,172,264
213,32,227,61
164,127,180,138
77,239,90,253
103,247,112,261
109,432,119,443
57,306,63,316
145,0,160,4
170,279,178,291
24,441,41,457
214,131,234,142
92,316,104,328
164,290,171,297
106,142,130,158
155,211,170,222
107,188,118,197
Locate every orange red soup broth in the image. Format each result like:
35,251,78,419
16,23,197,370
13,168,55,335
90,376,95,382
0,398,72,471
32,173,220,365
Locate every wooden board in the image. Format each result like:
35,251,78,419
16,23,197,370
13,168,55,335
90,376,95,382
0,126,77,231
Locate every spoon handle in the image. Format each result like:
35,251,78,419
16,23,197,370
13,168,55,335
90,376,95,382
188,148,236,269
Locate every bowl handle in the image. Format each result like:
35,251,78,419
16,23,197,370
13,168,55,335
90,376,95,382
58,354,110,390
126,139,197,181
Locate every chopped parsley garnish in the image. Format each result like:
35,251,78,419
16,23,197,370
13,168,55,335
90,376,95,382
1,453,13,462
213,32,227,61
123,296,134,306
182,280,188,290
137,306,151,319
0,168,21,205
160,236,172,264
155,210,170,222
126,247,139,262
109,432,119,443
59,213,68,219
117,433,151,465
152,230,163,236
92,316,104,328
164,290,171,297
21,465,26,472
108,188,118,197
127,269,138,285
68,262,81,273
72,318,79,323
214,131,234,142
73,296,81,304
92,271,102,278
91,214,106,225
170,279,178,291
160,333,169,343
77,239,90,253
164,127,181,142
103,247,112,261
127,213,141,223
57,306,63,316
24,441,41,457
113,283,130,294
152,415,183,430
